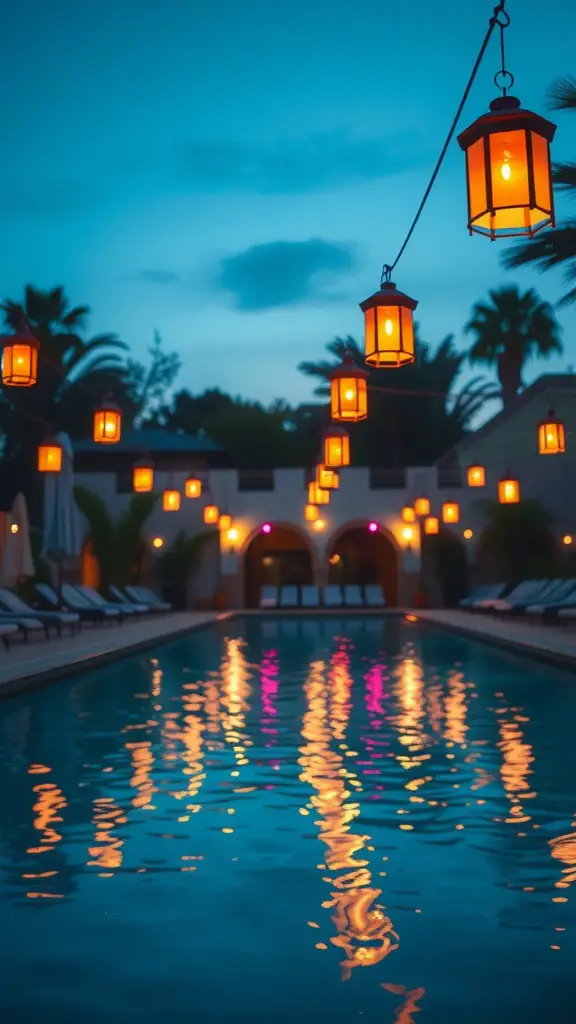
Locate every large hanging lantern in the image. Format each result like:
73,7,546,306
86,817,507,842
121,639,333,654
93,396,122,444
308,481,330,506
538,408,565,455
424,516,439,536
163,489,181,512
442,502,460,524
304,504,319,522
316,465,339,490
185,475,203,498
330,353,368,423
414,496,430,517
498,473,520,504
1,324,39,387
133,458,154,493
458,96,556,239
467,464,486,487
401,506,416,523
360,275,417,367
204,504,219,525
323,425,350,468
38,437,63,473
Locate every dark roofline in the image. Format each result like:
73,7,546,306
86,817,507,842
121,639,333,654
436,373,576,467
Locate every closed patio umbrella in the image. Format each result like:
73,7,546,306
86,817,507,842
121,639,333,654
42,432,82,589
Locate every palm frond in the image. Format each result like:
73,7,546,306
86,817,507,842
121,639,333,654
547,74,576,111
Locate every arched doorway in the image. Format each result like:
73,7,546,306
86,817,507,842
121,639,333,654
421,528,468,608
244,525,314,608
327,525,398,606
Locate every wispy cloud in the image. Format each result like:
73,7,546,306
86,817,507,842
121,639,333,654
217,238,356,311
180,131,428,194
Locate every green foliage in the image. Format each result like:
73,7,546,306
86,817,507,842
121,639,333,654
476,499,559,583
73,485,157,588
157,530,212,588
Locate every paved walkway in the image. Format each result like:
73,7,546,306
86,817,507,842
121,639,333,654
416,609,576,668
0,611,228,698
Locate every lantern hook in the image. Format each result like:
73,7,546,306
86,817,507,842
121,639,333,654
493,4,513,95
381,264,393,285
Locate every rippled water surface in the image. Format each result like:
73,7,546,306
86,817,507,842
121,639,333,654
2,615,576,1022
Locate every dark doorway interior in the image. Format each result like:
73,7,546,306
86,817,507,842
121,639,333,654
327,527,398,606
244,526,313,607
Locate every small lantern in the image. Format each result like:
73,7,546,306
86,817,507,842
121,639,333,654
308,481,330,506
360,277,418,367
401,506,416,523
424,516,439,535
498,474,520,504
323,425,350,468
458,96,556,239
316,464,339,490
133,458,154,493
330,353,368,423
93,396,122,444
313,519,327,533
38,438,62,473
538,408,565,455
467,464,486,487
204,504,219,525
185,475,202,498
414,496,430,517
1,324,39,387
163,489,181,512
219,513,232,531
442,502,460,524
305,504,319,522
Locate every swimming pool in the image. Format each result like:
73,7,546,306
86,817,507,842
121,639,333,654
1,615,575,1022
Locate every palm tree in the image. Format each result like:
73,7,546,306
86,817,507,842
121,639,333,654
477,499,558,582
464,285,562,405
73,486,158,589
502,75,576,307
298,332,499,466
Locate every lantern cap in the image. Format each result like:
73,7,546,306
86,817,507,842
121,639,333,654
539,406,560,423
330,352,369,381
360,281,418,313
133,453,154,469
458,98,557,150
96,393,121,413
323,423,349,439
1,321,40,350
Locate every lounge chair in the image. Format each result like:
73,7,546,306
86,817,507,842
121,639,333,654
0,588,81,636
59,584,122,623
125,586,172,612
279,585,298,608
343,585,363,607
259,586,278,609
364,585,386,608
108,585,150,613
323,585,343,608
458,582,505,610
75,585,138,617
525,579,576,617
0,623,19,649
301,585,320,608
0,615,48,641
488,579,553,613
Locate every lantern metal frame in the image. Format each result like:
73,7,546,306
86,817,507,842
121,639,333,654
93,395,122,444
498,472,520,504
467,464,486,487
316,464,339,490
204,504,220,525
329,353,369,423
162,489,181,512
38,436,63,473
184,474,203,498
414,496,430,518
538,408,566,455
304,504,319,522
1,323,40,387
323,424,350,468
132,456,155,493
424,516,439,536
360,274,418,368
442,501,460,524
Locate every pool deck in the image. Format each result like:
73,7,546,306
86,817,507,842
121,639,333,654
416,609,576,670
0,611,229,698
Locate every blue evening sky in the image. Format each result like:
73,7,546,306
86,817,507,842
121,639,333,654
0,0,574,406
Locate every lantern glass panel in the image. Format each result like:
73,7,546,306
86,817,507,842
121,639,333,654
499,478,520,504
531,131,552,212
2,341,39,386
163,490,181,511
133,466,154,492
204,505,219,524
489,129,529,215
424,517,439,535
38,445,62,472
305,504,319,522
219,514,231,531
467,138,487,224
442,502,459,524
331,377,368,422
93,408,121,443
401,506,416,523
414,497,430,517
185,477,202,498
324,432,350,468
467,465,486,487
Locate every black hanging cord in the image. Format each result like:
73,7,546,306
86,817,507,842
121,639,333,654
385,0,509,278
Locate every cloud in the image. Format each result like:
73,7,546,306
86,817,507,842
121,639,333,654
180,131,428,194
133,270,181,284
218,238,356,310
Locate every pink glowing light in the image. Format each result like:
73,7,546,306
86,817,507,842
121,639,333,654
368,521,379,533
261,523,272,534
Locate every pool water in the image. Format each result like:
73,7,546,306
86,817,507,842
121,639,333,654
1,616,576,1022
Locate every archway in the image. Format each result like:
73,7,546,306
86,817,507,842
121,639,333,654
244,525,314,608
421,528,468,608
327,525,398,606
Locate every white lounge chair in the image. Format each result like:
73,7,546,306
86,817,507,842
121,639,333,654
280,585,298,608
259,586,278,609
364,585,385,608
323,585,343,607
301,585,320,608
344,585,363,607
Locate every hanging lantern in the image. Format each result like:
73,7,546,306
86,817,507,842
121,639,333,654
538,408,565,455
304,504,319,522
133,458,154,493
414,496,430,517
38,438,62,473
185,475,203,498
467,464,486,487
442,502,460,524
316,465,339,490
401,506,416,523
204,504,219,525
498,474,520,504
360,276,418,367
323,425,350,468
219,513,232,531
162,489,181,512
458,96,556,239
330,353,368,423
93,396,122,444
1,324,39,387
424,516,439,535
308,481,330,506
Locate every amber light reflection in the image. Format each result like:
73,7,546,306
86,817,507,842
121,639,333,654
221,638,253,773
87,798,126,874
298,656,398,981
495,700,535,828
